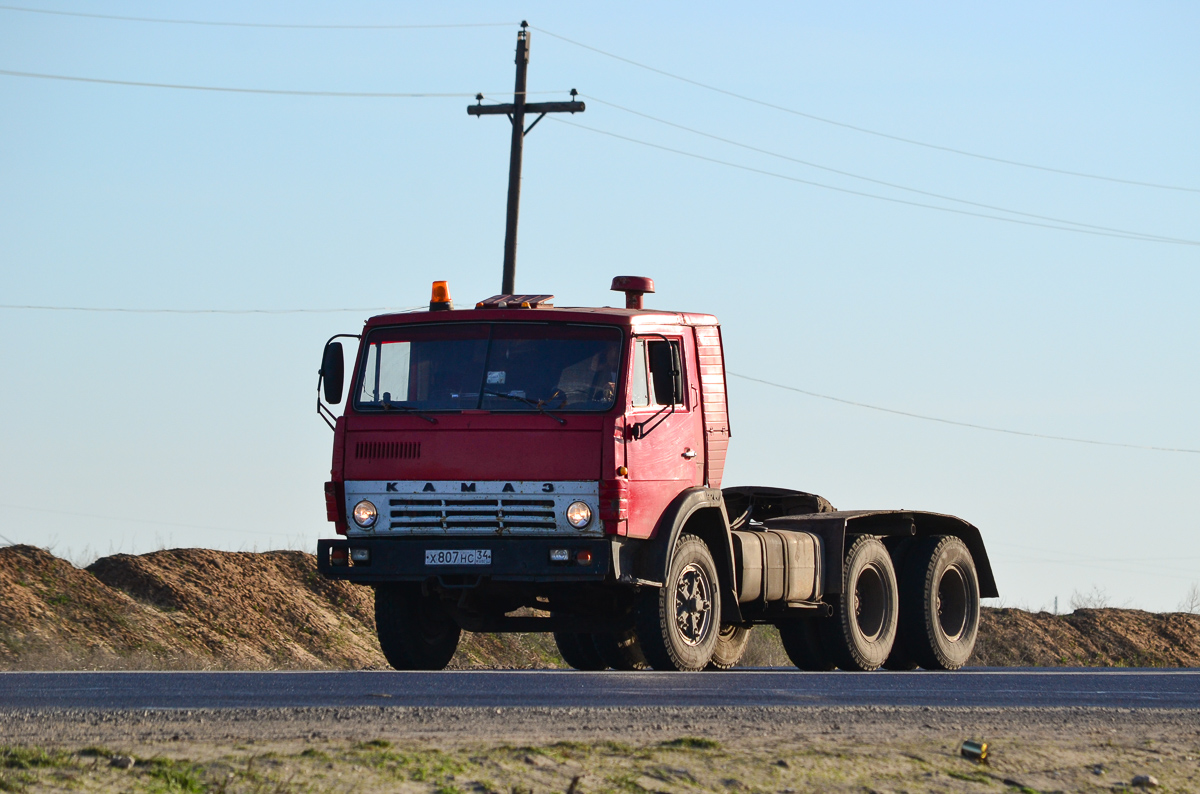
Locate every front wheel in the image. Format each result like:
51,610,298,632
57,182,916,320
635,534,721,671
820,535,898,671
553,630,609,671
374,583,461,670
595,628,651,670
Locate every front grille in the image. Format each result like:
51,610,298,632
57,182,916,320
356,441,421,460
388,495,556,531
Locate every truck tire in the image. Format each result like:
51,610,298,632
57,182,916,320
635,534,721,671
553,631,609,670
374,583,461,671
898,536,980,670
819,535,898,671
595,628,651,670
778,615,835,671
706,624,751,670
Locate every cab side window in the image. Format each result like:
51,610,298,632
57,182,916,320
648,340,682,406
631,338,683,408
631,339,651,407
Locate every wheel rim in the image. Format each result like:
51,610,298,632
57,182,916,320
674,562,714,646
936,565,969,642
853,563,887,642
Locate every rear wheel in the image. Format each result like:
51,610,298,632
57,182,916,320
707,624,752,670
899,536,980,670
635,534,721,671
778,615,835,671
553,631,609,671
374,583,461,670
820,535,898,671
595,628,651,670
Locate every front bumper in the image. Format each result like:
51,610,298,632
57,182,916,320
317,536,613,583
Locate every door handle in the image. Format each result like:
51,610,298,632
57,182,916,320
682,448,697,459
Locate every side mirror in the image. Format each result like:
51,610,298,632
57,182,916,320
321,342,344,404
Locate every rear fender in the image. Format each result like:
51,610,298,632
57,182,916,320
632,487,743,624
759,510,998,599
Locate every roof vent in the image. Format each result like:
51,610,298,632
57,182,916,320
611,276,654,309
475,294,554,309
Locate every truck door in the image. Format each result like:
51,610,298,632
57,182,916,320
624,332,705,539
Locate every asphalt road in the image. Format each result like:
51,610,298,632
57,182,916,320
1,669,1197,711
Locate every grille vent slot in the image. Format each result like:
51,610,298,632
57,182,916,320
355,441,421,461
388,496,556,532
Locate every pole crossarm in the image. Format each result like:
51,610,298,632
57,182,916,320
468,101,586,116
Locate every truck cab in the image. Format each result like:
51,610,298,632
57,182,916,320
317,277,996,672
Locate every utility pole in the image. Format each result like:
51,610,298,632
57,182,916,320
468,21,584,295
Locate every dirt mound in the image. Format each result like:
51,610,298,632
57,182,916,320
86,548,383,669
974,607,1200,667
0,545,178,667
0,545,560,670
2,544,1197,669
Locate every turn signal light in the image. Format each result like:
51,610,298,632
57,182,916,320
330,547,349,566
576,549,593,565
430,280,453,311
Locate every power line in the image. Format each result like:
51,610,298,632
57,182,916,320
534,26,1200,195
583,95,1192,245
549,116,1200,246
728,372,1200,454
5,4,1193,194
0,304,422,314
0,5,516,29
0,68,551,98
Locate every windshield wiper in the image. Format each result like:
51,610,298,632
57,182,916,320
380,399,438,424
483,390,566,425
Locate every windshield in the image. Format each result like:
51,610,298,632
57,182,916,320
354,322,623,413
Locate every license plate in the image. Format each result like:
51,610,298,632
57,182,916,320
425,549,492,566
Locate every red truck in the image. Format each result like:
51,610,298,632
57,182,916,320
316,276,997,672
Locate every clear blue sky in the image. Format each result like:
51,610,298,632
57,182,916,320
1,2,1197,611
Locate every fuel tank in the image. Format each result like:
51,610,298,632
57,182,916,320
732,529,823,604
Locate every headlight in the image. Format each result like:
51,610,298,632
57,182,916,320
352,500,378,528
566,501,592,528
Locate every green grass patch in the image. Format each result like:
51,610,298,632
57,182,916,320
550,740,591,753
0,747,70,770
0,770,38,794
946,768,992,783
77,747,114,759
599,740,636,754
143,759,206,793
658,737,721,751
353,739,392,750
298,748,331,761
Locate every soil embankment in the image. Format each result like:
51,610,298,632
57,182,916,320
1,544,1197,670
